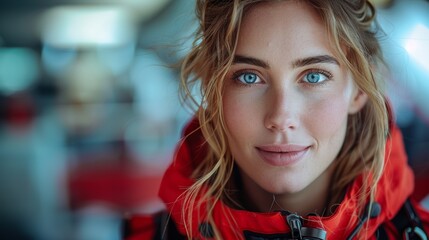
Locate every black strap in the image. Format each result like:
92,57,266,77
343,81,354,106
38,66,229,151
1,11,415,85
377,199,428,240
153,211,185,240
376,225,389,240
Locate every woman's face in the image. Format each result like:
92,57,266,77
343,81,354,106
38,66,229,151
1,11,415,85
223,1,367,195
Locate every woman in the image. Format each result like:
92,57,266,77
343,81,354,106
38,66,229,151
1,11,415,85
124,0,429,239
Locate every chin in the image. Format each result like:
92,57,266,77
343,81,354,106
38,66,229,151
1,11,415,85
262,179,309,195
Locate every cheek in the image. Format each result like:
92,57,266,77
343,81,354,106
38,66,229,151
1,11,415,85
305,94,350,140
223,91,261,135
222,94,255,165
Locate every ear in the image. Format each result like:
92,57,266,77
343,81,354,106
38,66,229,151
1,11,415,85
348,87,368,114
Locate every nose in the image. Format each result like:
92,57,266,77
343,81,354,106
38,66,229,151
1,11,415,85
264,88,299,132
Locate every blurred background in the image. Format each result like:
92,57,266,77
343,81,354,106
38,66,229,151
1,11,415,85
0,0,428,239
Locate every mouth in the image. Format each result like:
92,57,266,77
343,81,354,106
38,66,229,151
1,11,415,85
256,144,310,166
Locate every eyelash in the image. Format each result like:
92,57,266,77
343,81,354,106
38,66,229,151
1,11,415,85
231,68,333,87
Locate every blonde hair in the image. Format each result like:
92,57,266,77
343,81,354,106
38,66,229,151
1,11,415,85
179,0,388,238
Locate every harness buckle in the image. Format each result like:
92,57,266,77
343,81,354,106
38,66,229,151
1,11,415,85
403,226,428,240
286,214,302,239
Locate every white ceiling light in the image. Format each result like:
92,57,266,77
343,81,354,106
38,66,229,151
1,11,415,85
404,24,429,72
40,6,135,48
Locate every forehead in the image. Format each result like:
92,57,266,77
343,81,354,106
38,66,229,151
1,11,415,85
236,1,334,62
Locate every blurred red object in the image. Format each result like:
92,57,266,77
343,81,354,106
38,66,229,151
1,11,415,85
5,93,36,127
67,159,165,212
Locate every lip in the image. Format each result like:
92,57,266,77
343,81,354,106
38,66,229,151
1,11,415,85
256,144,310,166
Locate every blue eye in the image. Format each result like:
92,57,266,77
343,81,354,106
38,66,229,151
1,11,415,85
304,72,329,84
237,72,260,84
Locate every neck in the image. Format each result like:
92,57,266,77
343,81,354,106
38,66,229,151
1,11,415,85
239,164,336,216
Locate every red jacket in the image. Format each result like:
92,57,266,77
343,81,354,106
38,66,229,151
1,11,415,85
125,118,429,239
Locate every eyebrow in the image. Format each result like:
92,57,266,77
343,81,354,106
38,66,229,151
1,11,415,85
233,55,270,68
292,55,340,68
232,54,340,68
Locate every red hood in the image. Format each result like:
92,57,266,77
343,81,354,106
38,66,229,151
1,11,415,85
159,118,414,239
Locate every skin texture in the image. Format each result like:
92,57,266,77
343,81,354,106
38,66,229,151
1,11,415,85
222,1,368,215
